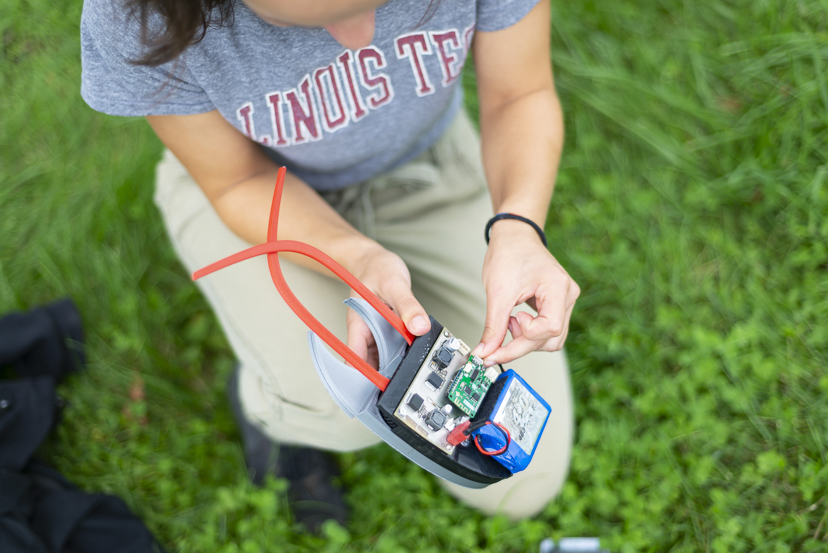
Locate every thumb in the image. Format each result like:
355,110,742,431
384,277,431,336
473,293,514,359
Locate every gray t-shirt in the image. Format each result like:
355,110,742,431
81,0,541,190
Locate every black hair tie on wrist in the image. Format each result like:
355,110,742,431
485,213,548,248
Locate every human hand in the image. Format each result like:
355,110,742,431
345,245,431,370
473,220,579,366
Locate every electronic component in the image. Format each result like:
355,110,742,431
432,345,454,370
425,371,444,390
407,393,424,412
425,409,448,431
384,325,543,483
391,330,469,456
469,369,551,473
447,356,493,417
444,337,460,352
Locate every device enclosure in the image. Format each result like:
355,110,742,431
376,317,513,486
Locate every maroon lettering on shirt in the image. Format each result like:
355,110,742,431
357,47,395,109
429,30,463,87
395,32,435,97
248,26,474,147
237,102,272,145
336,50,368,122
314,64,349,133
463,23,475,53
236,102,256,140
265,92,290,146
285,75,321,145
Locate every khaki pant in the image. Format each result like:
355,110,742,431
153,110,573,519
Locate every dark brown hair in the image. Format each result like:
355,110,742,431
128,0,235,66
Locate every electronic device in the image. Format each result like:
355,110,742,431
193,167,551,488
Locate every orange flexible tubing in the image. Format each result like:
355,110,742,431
265,169,412,346
193,167,416,392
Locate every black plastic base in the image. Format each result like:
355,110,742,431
376,317,511,486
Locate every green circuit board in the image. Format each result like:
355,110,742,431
447,357,493,417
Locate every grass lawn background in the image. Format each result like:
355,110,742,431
2,0,827,551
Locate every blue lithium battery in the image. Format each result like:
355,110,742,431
470,369,551,473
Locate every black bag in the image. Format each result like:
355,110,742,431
0,299,165,553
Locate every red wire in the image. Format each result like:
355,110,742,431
192,167,416,392
474,422,511,456
263,168,413,345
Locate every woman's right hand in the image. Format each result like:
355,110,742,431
345,244,430,369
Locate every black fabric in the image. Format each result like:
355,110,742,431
0,378,56,470
0,298,85,381
0,299,164,553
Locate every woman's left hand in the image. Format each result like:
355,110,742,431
472,219,580,367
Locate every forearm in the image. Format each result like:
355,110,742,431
209,163,384,277
479,87,564,228
473,0,561,231
147,110,432,341
146,112,382,277
468,2,578,362
474,88,576,363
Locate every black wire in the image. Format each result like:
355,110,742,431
466,420,510,447
490,422,510,445
467,418,489,433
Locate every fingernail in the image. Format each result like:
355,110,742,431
410,315,429,334
471,342,485,356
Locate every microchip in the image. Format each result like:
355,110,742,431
426,371,444,390
447,357,493,417
433,346,453,369
407,393,424,411
425,409,447,431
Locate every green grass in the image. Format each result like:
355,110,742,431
2,0,827,551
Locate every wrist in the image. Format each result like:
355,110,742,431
492,197,548,228
485,213,548,248
334,236,390,279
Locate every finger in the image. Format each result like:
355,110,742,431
507,316,523,339
542,324,570,354
548,282,578,349
382,276,430,336
542,301,574,352
487,299,576,364
521,280,572,342
473,289,516,359
555,325,570,351
483,335,540,367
